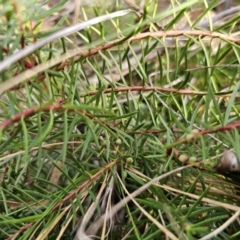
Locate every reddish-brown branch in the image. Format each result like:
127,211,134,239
57,30,240,70
5,30,240,93
166,147,209,171
83,86,238,98
7,223,33,240
85,86,206,96
0,101,115,131
165,121,240,149
0,104,62,130
129,30,240,45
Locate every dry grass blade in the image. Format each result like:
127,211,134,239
85,165,191,237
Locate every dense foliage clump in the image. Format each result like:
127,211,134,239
1,0,240,239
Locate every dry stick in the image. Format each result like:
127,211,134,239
85,165,191,238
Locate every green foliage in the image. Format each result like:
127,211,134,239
1,0,240,239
